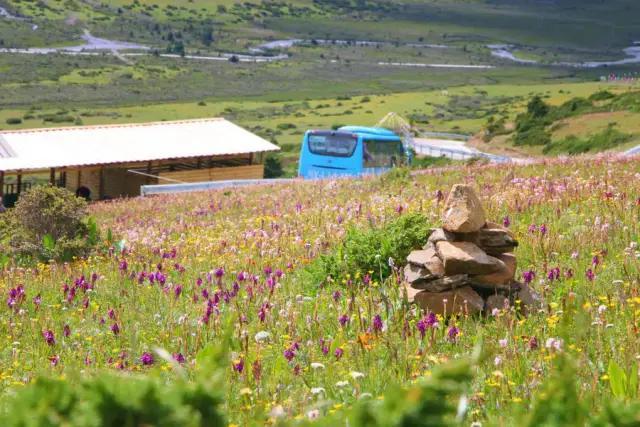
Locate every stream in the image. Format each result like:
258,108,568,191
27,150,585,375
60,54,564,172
488,43,640,68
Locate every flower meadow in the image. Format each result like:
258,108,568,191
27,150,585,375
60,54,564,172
2,155,640,425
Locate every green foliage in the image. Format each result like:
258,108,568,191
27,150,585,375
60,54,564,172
607,360,638,400
513,124,551,146
410,155,452,170
0,352,226,427
527,95,550,118
5,117,22,125
263,154,284,178
483,116,508,142
514,95,599,148
0,185,98,262
550,97,593,120
542,126,632,155
589,90,615,102
348,359,472,427
526,356,587,427
303,212,430,285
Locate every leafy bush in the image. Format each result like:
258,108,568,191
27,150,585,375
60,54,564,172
0,347,227,427
550,97,593,120
5,117,22,125
0,185,98,262
263,154,284,178
303,212,431,286
513,125,551,146
526,95,549,118
589,90,615,102
276,123,297,130
542,126,632,155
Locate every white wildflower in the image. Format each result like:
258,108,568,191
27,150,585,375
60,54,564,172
254,331,270,343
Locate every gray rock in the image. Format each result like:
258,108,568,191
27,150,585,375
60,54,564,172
407,248,445,276
413,285,484,316
413,274,468,292
436,241,505,275
469,253,517,290
403,263,437,284
512,283,544,315
427,228,455,245
442,184,486,233
484,294,510,314
467,228,518,256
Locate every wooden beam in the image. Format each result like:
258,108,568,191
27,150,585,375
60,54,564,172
0,171,4,197
50,168,56,186
16,172,22,195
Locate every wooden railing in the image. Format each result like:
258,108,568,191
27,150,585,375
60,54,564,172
3,182,32,195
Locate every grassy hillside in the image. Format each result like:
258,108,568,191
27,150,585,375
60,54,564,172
1,155,640,425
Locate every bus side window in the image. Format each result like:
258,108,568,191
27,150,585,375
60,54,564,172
363,139,403,168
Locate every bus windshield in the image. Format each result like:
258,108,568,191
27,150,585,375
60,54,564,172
363,139,404,168
307,133,357,157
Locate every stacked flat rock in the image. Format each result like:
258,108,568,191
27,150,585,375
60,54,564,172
403,184,542,316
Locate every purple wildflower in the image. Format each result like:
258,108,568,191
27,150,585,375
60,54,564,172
43,330,55,346
49,355,60,367
502,216,511,228
233,358,244,373
173,353,185,364
372,314,383,332
339,314,349,327
334,347,344,360
523,270,535,285
426,312,438,328
63,324,71,337
111,323,120,336
332,290,342,302
33,294,42,309
284,348,295,362
447,326,459,342
586,269,595,281
416,318,427,339
140,352,154,366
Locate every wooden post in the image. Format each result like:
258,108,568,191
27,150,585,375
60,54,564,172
99,167,105,200
61,171,67,188
0,171,4,197
16,172,22,195
50,168,56,186
146,161,152,184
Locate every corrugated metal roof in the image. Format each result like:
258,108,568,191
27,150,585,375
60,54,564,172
0,118,279,172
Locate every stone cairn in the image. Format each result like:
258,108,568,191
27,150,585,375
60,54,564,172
403,184,541,316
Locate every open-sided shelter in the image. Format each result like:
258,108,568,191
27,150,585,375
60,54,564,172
0,118,279,204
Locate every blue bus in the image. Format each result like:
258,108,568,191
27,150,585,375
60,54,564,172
298,126,407,178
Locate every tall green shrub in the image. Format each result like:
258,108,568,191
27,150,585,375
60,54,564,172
0,185,98,262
